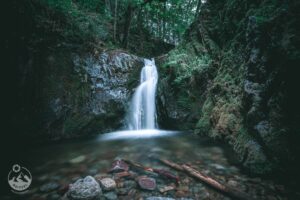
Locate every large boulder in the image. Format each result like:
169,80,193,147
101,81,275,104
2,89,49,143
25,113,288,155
67,176,101,200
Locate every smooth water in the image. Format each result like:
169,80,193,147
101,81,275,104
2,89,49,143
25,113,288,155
4,131,291,200
127,59,158,130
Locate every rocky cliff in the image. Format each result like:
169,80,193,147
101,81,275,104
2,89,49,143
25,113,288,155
158,0,300,174
4,0,145,142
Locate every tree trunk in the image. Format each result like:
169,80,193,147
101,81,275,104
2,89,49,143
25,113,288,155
122,3,135,48
195,0,202,19
113,0,118,42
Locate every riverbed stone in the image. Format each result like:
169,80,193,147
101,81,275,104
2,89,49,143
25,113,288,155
99,178,116,191
109,160,129,173
159,185,175,193
138,176,156,190
67,176,101,200
146,197,175,200
69,155,86,164
103,192,118,200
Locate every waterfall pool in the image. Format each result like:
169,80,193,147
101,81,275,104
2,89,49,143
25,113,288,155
3,131,292,200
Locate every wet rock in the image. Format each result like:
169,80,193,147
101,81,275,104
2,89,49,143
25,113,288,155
103,192,118,200
109,160,129,173
137,177,156,190
175,186,189,198
116,188,128,195
146,197,175,200
69,155,86,164
87,168,98,176
210,163,226,171
99,178,116,191
40,182,60,193
227,180,238,187
67,176,101,200
124,180,137,190
159,185,175,193
114,171,131,179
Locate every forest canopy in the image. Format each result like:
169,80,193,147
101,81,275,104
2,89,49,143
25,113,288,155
41,0,205,46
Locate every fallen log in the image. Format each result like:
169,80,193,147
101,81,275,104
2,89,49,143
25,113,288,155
123,159,179,183
123,159,153,172
159,158,184,171
159,158,254,200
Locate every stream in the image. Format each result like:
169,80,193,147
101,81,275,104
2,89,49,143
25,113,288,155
4,130,289,200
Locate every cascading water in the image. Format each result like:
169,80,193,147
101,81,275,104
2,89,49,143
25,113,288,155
127,59,158,130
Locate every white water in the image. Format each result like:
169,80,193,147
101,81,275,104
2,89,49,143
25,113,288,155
99,129,178,141
127,59,158,130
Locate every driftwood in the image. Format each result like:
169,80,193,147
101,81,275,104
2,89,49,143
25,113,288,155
124,159,179,183
123,159,153,172
159,158,254,200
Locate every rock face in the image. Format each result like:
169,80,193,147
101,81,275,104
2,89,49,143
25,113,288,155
158,0,300,174
13,47,143,140
67,176,101,200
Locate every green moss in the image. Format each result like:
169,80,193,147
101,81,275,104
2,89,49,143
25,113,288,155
195,99,214,134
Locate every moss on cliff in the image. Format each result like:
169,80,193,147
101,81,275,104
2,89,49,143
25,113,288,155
159,0,300,174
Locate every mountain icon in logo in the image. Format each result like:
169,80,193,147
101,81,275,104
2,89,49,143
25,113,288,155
8,164,32,192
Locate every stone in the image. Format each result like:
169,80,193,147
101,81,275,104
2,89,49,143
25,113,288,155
124,180,137,189
114,171,132,179
69,155,86,164
99,178,116,191
40,182,60,193
109,160,129,173
116,188,128,195
227,180,238,187
67,176,101,200
146,197,175,200
103,192,118,200
137,177,156,190
175,186,189,198
159,185,175,193
87,168,98,176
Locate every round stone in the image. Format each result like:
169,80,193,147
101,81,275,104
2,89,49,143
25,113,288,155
99,178,116,191
138,177,156,190
109,160,129,173
67,176,101,200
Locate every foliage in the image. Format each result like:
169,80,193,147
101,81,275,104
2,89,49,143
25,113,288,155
164,43,212,84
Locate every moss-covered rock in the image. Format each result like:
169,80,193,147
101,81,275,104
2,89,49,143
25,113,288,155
158,0,300,174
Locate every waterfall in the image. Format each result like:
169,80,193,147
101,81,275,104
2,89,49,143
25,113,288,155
127,59,158,130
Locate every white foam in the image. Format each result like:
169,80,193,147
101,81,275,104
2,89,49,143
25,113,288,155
98,129,178,141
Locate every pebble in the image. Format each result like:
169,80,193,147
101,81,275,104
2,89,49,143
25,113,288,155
100,178,116,191
227,180,238,187
138,176,156,190
67,176,101,200
175,186,189,198
87,168,98,176
104,191,118,200
114,171,132,179
159,185,175,193
109,160,129,173
69,155,86,164
146,197,175,200
124,180,137,190
40,182,60,193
